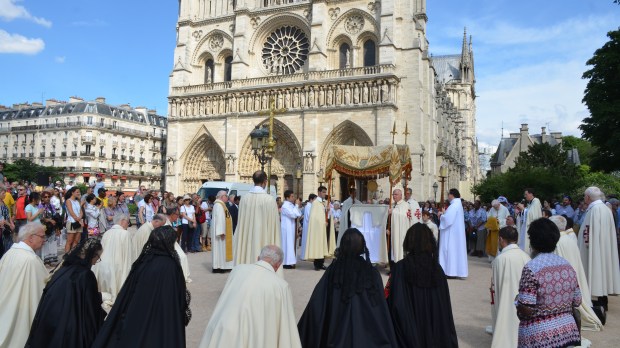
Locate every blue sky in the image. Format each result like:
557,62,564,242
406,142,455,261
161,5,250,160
1,0,618,149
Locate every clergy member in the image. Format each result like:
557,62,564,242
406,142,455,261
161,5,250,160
212,190,234,273
439,188,468,278
578,186,620,311
489,226,530,348
91,213,133,308
130,214,166,263
199,245,301,348
299,194,316,260
520,188,542,253
281,190,302,269
550,215,603,331
405,188,422,225
234,170,281,265
0,222,48,348
486,199,508,260
390,188,411,264
337,187,362,246
304,186,330,270
164,207,191,283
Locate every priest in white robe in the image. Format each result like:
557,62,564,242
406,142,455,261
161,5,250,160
406,188,422,225
212,190,234,272
234,171,281,265
199,245,301,348
163,207,191,283
299,194,316,260
91,213,133,308
489,226,530,348
390,188,411,263
0,222,48,348
130,214,166,263
520,188,542,253
439,188,468,278
550,215,603,331
337,187,362,247
281,190,301,269
578,186,620,311
303,186,330,270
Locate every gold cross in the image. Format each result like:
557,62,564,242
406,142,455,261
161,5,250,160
257,96,287,194
403,122,410,145
390,122,398,144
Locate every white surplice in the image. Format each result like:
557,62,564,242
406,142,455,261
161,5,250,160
555,228,603,331
439,198,468,278
491,244,530,348
337,196,362,247
299,202,312,260
407,198,422,225
578,200,620,297
199,261,301,348
91,224,133,304
350,205,389,263
212,199,233,270
280,201,301,266
520,198,542,253
0,242,48,348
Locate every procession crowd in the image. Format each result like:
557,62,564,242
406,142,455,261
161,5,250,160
0,165,619,348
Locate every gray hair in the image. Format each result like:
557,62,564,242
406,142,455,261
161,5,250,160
216,190,227,199
549,215,567,231
113,213,130,225
491,199,499,207
18,222,45,241
585,186,604,201
259,245,283,266
152,214,166,223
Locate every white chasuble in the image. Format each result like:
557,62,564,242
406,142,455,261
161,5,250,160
212,199,234,270
491,244,530,348
390,200,411,263
350,205,389,263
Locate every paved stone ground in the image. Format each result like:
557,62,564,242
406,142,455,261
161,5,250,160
185,250,620,347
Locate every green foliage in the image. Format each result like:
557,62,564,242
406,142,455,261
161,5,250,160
3,159,63,185
127,203,138,215
561,136,595,166
581,29,620,172
74,183,88,195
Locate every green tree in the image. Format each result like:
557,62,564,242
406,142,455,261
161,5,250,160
561,135,595,166
581,29,620,172
3,159,63,185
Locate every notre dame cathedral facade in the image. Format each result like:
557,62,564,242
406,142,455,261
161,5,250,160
166,0,482,201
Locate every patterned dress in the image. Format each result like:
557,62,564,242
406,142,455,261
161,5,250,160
516,253,581,348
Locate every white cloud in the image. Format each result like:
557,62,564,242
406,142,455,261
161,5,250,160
54,56,65,63
0,0,52,27
0,29,44,54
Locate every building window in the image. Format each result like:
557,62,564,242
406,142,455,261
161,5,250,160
100,118,105,127
113,121,117,128
339,43,351,69
363,39,376,67
224,56,233,82
205,59,214,83
87,116,93,125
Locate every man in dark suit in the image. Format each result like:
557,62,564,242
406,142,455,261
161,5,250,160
227,194,240,233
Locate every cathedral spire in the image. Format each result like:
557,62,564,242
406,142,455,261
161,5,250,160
461,27,470,67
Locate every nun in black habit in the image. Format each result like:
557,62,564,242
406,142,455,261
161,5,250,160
92,225,191,348
385,223,458,347
26,238,106,348
298,228,398,348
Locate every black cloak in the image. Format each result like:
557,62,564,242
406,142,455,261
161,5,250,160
25,263,106,348
91,226,189,348
385,253,459,348
298,256,398,348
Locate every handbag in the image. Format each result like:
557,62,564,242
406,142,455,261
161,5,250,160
188,221,196,229
71,221,81,230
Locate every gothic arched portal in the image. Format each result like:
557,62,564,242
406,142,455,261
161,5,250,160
181,132,226,194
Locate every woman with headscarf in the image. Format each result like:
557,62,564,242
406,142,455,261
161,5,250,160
298,228,397,348
92,225,191,347
385,223,458,347
26,238,106,347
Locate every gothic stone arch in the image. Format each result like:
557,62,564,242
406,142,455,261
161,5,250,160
319,120,374,170
180,127,226,194
238,118,302,194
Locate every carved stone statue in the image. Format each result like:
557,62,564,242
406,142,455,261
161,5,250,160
353,84,359,104
344,85,351,104
345,48,351,68
206,66,212,83
167,158,175,174
335,85,342,105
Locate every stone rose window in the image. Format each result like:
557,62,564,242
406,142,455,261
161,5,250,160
262,25,309,75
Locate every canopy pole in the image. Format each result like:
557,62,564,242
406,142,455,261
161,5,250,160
388,179,393,265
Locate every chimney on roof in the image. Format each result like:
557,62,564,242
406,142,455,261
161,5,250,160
119,103,130,109
519,124,529,152
135,106,147,116
69,96,84,103
509,132,519,139
46,99,59,106
148,109,156,114
550,132,562,143
31,102,43,107
95,97,106,104
541,127,546,135
0,105,8,111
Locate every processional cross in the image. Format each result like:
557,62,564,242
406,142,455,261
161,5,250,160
403,122,410,145
390,122,398,144
258,96,287,193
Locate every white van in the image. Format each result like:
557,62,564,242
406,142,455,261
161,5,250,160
197,181,277,200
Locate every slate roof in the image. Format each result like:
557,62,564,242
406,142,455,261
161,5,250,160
431,55,462,83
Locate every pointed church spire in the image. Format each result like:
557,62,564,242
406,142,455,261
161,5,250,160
461,27,469,66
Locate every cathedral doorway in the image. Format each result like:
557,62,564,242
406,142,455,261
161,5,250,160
181,132,226,194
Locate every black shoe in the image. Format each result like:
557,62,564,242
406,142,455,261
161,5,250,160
283,265,294,269
314,265,327,271
593,306,606,325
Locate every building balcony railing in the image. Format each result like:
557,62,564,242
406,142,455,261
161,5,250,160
111,154,118,160
98,153,106,158
62,139,68,145
121,155,127,161
81,136,96,145
20,153,26,158
4,122,165,139
11,154,17,159
61,151,67,157
99,138,106,146
39,152,45,157
139,158,145,163
71,151,78,157
80,151,95,158
150,146,160,153
129,156,135,162
50,153,56,158
112,141,119,147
